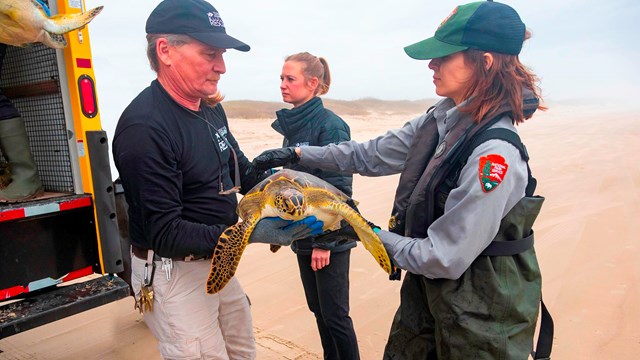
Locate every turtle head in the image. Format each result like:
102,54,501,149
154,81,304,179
274,188,307,220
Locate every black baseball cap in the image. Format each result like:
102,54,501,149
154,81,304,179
404,1,525,60
146,0,250,52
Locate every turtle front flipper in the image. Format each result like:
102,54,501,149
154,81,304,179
43,6,103,34
206,214,259,294
317,199,394,276
39,32,66,49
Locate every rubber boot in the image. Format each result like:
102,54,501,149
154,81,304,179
0,117,44,202
0,160,10,189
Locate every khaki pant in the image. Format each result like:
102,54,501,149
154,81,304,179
131,254,256,359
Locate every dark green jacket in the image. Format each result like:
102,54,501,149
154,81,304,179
272,96,356,255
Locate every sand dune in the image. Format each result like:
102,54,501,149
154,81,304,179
221,98,436,120
1,102,638,359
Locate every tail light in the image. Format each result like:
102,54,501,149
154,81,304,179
78,75,98,118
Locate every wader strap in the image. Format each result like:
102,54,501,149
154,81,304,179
480,232,534,256
466,127,537,196
532,298,554,359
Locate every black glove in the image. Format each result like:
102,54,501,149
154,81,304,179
310,199,374,245
252,147,299,171
248,216,324,246
388,263,402,281
244,164,274,184
346,198,401,281
314,221,359,246
345,198,381,233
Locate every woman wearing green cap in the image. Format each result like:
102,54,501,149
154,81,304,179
252,1,552,359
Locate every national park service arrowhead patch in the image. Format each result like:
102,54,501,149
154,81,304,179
478,154,508,193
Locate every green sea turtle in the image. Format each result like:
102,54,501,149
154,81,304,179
0,0,103,49
206,169,394,294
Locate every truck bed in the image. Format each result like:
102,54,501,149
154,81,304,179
0,275,130,339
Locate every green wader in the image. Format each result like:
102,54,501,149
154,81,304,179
0,117,44,202
383,196,544,360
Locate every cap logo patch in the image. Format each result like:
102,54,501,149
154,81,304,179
439,6,458,29
478,154,508,193
208,11,224,27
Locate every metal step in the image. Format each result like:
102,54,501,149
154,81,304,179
0,275,131,339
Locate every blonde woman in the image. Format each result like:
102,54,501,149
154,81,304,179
272,52,360,359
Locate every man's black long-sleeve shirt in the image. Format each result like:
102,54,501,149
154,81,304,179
113,80,256,258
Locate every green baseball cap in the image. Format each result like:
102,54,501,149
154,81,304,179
404,1,525,60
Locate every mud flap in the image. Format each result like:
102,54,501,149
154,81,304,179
113,179,133,295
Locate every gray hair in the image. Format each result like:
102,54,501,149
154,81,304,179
145,33,193,73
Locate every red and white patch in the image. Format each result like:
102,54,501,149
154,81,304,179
478,154,508,193
439,6,459,29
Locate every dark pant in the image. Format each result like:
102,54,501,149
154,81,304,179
297,249,360,360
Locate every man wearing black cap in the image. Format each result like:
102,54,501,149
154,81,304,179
112,0,323,358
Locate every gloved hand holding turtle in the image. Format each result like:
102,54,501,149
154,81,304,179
344,198,381,232
344,198,402,281
249,216,324,246
315,222,359,242
312,198,380,242
252,147,299,171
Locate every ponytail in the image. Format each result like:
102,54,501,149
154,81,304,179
285,52,331,96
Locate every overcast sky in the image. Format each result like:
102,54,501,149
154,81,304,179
83,0,639,138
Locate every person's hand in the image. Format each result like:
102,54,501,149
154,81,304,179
311,199,378,244
243,164,274,183
248,216,324,246
252,147,299,171
346,198,401,281
311,248,331,271
388,260,402,281
314,219,359,243
344,198,381,234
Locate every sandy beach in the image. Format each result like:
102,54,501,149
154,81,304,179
1,102,638,359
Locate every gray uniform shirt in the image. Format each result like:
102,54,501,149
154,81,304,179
299,99,528,279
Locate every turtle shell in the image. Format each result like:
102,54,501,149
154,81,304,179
237,169,349,226
206,169,395,294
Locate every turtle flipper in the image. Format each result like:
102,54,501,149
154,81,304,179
39,32,66,48
206,215,258,294
317,199,394,275
270,244,281,253
42,6,103,34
